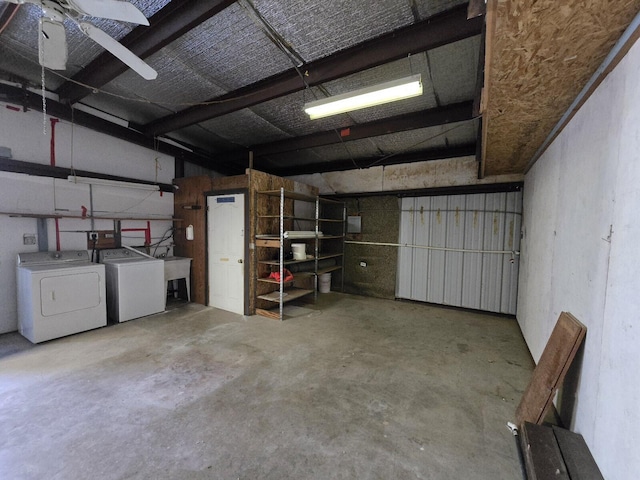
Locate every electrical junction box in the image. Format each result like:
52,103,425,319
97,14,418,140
23,234,37,245
347,215,362,234
87,230,117,249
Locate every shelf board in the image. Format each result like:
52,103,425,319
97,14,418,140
258,253,341,266
318,253,343,260
257,271,314,284
255,234,334,241
257,190,345,205
258,215,316,222
259,257,316,266
318,196,345,205
257,287,313,303
255,308,282,320
257,278,294,286
317,265,342,275
257,190,317,202
255,238,280,248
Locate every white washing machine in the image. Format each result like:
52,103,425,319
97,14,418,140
99,248,165,323
16,250,107,343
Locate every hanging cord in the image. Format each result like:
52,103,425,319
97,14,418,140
69,106,76,175
41,64,47,135
365,123,468,169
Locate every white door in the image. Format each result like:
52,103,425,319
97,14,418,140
207,194,245,314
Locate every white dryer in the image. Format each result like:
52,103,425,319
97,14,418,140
99,248,165,323
16,250,107,343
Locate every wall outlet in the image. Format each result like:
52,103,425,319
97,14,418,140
359,261,367,267
23,233,36,245
89,232,98,241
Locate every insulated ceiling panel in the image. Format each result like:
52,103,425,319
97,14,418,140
167,123,239,153
251,0,415,62
258,119,479,171
81,91,173,125
197,109,291,147
412,0,469,20
135,2,295,93
98,52,228,108
427,35,481,105
372,120,477,153
249,87,353,137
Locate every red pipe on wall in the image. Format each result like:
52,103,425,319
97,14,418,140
121,222,152,247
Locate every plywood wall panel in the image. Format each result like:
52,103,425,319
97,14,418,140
174,174,249,307
483,0,640,175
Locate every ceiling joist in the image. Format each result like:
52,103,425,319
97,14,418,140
143,4,483,136
244,101,474,159
265,144,477,177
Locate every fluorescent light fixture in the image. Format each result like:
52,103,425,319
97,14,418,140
304,74,423,120
67,175,160,191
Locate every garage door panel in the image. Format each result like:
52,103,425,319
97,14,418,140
397,191,522,315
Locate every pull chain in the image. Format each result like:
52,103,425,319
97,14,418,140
41,64,47,135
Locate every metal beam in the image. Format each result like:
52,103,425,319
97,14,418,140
324,182,523,199
251,102,473,158
0,83,239,175
56,0,236,104
0,3,20,34
143,4,482,135
0,157,174,192
263,144,476,177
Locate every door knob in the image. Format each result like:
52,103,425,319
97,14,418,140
238,259,243,263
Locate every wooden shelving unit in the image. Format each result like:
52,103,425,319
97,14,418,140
254,188,345,320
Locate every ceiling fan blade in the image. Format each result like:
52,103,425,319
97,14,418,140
39,17,68,70
67,0,149,26
77,22,157,80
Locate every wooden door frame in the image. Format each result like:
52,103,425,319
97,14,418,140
204,188,250,315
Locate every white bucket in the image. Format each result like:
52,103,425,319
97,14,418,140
291,243,306,260
319,273,331,293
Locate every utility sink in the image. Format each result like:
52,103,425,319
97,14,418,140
163,257,192,303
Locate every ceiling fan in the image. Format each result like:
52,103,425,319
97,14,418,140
6,0,157,80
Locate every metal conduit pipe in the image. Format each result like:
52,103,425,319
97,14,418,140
344,240,520,256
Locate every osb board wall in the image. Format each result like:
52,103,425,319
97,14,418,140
248,169,318,314
342,196,400,300
482,0,640,175
173,174,248,305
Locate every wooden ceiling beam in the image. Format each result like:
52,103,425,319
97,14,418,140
143,4,482,136
56,0,236,104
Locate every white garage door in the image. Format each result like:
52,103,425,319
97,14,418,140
396,191,522,315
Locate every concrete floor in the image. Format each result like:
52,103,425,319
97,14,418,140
0,293,533,479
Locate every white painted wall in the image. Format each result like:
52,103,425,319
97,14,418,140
0,103,175,334
517,40,640,480
289,156,523,194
